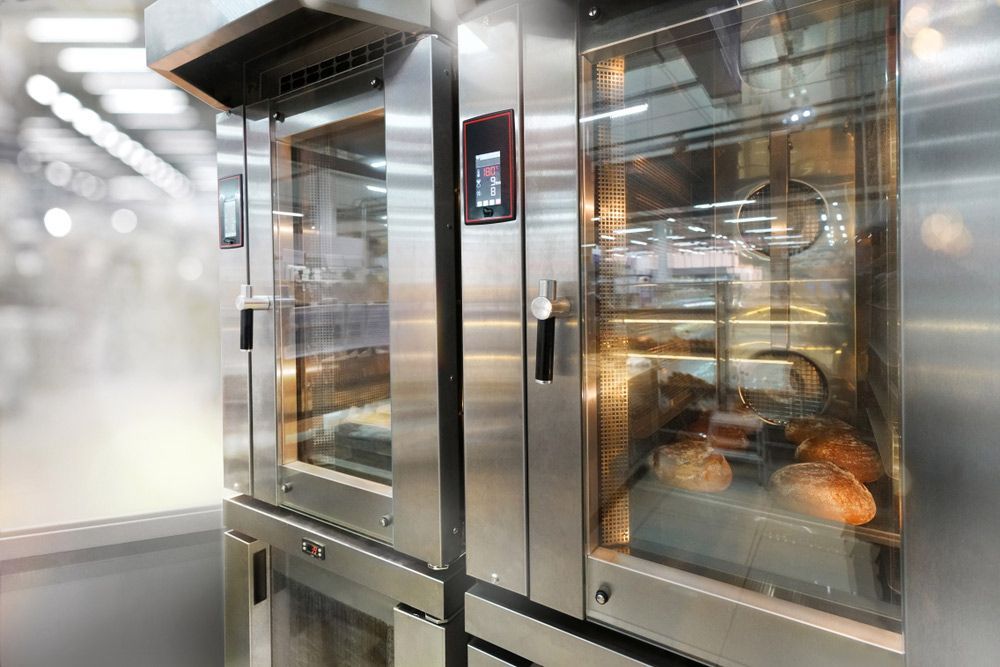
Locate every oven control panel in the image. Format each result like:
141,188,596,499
301,538,325,560
463,109,516,224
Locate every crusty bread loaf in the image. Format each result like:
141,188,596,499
785,416,854,444
795,431,883,483
651,439,732,492
769,462,876,525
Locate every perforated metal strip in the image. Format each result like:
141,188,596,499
594,57,631,547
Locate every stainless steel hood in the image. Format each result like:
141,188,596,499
145,0,458,109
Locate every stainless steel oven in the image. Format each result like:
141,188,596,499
147,2,468,665
148,0,463,569
458,0,1000,665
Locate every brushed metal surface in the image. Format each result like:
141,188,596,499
899,1,1000,664
458,5,528,595
465,584,690,667
218,110,252,497
393,606,466,667
520,0,586,619
224,530,271,667
587,552,902,667
223,496,469,620
467,641,530,667
279,461,392,542
384,36,464,568
245,103,279,506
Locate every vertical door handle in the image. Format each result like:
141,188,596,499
235,285,272,351
530,279,570,384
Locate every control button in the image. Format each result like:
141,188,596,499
483,207,494,217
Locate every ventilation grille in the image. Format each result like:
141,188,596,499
279,32,419,96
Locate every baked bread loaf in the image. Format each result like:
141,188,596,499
785,416,854,444
651,439,732,492
795,431,883,483
769,462,876,525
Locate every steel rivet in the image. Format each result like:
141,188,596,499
587,6,601,20
595,588,610,605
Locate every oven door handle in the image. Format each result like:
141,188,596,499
531,279,570,384
235,284,272,351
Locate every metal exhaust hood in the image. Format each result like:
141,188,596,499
145,0,457,109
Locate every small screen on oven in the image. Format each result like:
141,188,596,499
474,151,502,208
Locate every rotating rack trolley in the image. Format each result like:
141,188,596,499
146,2,467,665
458,1,1000,666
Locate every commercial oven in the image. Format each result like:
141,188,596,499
146,2,468,665
458,0,1000,665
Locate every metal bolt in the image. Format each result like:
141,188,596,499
595,588,610,605
490,573,500,584
452,526,460,535
272,112,285,122
587,6,601,20
370,77,383,90
280,483,293,493
379,514,393,527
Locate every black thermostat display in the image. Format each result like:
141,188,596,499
464,109,516,224
218,174,243,248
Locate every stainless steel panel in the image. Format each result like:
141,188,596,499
521,0,585,619
245,103,279,506
279,461,392,542
384,36,464,568
393,606,466,667
273,68,383,139
224,530,271,667
459,5,528,595
465,584,681,667
586,551,902,667
224,495,469,620
218,110,252,496
467,642,527,667
900,1,1000,664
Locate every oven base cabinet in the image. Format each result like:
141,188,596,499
223,497,468,667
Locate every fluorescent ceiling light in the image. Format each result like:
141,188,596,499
116,110,200,130
630,239,648,246
612,227,652,235
58,47,147,73
82,72,169,95
693,199,754,209
43,208,72,237
100,89,189,115
724,215,776,224
51,93,81,121
28,17,138,43
688,225,706,232
580,103,648,124
25,75,60,105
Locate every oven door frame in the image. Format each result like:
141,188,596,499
244,35,462,567
521,1,905,664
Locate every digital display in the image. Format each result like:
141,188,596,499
463,109,516,224
475,151,502,208
301,538,325,560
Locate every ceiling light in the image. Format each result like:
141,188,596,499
43,208,72,237
116,110,200,130
724,215,776,224
82,72,170,95
693,199,754,209
71,108,102,136
100,89,189,115
579,103,648,124
366,185,387,194
688,225,706,232
613,227,652,235
25,75,60,105
111,208,138,234
27,17,139,43
51,93,82,121
58,47,147,73
369,159,386,168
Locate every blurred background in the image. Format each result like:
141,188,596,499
0,2,223,665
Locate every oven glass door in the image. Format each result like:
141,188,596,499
582,0,901,652
271,76,394,540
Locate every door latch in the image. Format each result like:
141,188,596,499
235,285,272,350
530,279,571,384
